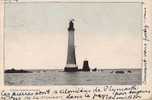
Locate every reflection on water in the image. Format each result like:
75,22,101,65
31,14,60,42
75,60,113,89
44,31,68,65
4,69,142,85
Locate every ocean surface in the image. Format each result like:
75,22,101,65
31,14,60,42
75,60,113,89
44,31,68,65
5,69,142,85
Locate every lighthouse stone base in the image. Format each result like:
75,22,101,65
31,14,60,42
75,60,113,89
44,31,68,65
64,64,78,72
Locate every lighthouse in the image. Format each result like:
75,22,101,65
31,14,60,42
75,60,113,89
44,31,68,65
64,20,78,72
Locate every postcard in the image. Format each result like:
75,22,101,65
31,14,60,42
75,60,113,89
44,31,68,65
0,0,152,99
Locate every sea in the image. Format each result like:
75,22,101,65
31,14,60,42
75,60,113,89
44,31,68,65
4,69,142,85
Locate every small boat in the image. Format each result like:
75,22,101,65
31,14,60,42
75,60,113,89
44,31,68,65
92,68,97,72
128,70,132,73
115,70,125,74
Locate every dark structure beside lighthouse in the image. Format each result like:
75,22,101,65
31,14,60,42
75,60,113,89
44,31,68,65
82,60,90,71
64,20,78,72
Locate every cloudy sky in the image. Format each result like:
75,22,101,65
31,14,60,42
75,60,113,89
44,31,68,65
4,2,143,69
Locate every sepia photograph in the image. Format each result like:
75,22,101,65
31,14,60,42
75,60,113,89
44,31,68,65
4,2,143,85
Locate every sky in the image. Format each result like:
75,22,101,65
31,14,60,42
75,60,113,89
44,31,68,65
4,2,143,69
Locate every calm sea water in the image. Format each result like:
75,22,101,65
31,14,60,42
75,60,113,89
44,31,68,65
5,69,142,85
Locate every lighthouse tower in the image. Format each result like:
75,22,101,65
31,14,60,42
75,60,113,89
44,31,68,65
64,20,78,72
